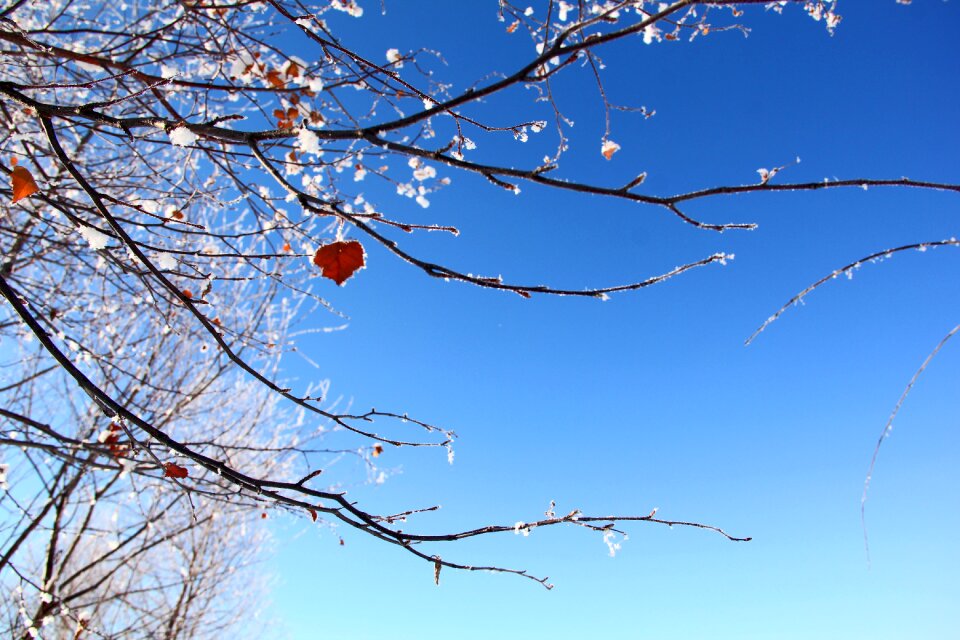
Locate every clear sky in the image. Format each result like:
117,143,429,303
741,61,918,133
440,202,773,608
265,3,959,638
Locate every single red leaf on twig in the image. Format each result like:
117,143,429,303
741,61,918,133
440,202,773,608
11,165,39,203
312,240,365,285
163,462,189,479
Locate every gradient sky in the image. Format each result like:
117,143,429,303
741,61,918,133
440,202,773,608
264,3,959,638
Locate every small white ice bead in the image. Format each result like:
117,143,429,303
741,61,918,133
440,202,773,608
413,165,436,181
415,195,430,208
169,126,197,147
330,0,363,17
297,127,321,156
643,24,660,44
78,226,109,250
156,252,177,270
422,98,435,110
603,530,621,557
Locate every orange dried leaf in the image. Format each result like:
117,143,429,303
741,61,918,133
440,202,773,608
312,240,365,286
286,61,301,78
372,444,384,458
261,512,268,519
163,462,189,479
282,242,292,253
182,289,193,299
11,165,39,203
506,20,519,33
601,139,620,160
265,69,285,89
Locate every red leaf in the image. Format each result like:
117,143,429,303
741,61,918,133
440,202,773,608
265,69,285,89
309,508,318,522
97,422,129,457
261,512,268,519
163,462,189,479
312,240,365,286
11,165,39,203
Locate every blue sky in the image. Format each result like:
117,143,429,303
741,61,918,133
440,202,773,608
266,3,959,638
